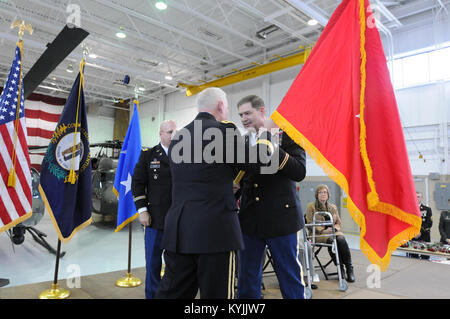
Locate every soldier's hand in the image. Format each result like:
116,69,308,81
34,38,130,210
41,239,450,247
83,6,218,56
139,211,151,227
446,239,450,244
233,183,240,194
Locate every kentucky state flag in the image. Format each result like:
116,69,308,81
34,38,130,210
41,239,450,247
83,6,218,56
39,60,92,243
113,101,142,232
271,0,421,271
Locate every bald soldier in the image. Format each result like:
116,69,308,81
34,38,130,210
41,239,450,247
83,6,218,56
131,120,177,299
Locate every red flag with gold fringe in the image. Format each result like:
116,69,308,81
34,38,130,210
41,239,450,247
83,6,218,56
271,0,421,271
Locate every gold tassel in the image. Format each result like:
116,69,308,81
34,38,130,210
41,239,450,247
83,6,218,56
7,169,16,187
66,169,77,184
64,59,85,185
234,170,245,184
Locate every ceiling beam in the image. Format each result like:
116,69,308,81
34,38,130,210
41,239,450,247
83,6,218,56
230,0,313,44
0,32,164,99
93,0,254,63
24,0,210,71
166,0,267,48
178,49,310,96
283,0,329,27
373,0,403,27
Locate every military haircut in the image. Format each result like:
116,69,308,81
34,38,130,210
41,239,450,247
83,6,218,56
196,87,227,111
236,95,265,110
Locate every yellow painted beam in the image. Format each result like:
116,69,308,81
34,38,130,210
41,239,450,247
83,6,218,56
178,49,311,97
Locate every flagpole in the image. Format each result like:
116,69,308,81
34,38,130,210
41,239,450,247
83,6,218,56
39,49,89,299
128,222,132,274
39,239,70,299
115,97,142,288
8,20,32,188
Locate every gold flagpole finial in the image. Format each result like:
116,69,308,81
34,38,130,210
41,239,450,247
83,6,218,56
81,43,89,60
10,20,33,40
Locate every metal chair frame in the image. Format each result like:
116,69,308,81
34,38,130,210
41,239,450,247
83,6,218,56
303,211,348,292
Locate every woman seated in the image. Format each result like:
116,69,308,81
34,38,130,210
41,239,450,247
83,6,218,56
305,184,355,282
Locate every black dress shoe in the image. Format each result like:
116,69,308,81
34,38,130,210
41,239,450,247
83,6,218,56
346,265,355,282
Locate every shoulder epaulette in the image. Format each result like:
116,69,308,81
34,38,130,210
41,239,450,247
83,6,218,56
220,120,237,128
142,147,149,151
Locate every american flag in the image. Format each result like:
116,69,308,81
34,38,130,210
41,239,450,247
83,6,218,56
0,43,32,234
25,95,65,172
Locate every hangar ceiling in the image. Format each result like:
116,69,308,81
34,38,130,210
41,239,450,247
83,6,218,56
0,0,448,108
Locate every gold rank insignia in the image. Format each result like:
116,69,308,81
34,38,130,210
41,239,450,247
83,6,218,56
221,120,234,124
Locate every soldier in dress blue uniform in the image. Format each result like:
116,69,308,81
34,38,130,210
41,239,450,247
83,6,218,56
410,191,433,260
156,88,276,299
236,95,307,299
131,120,177,298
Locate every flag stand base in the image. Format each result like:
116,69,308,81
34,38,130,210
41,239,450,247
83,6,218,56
39,283,70,299
115,224,142,288
115,273,142,288
38,240,70,299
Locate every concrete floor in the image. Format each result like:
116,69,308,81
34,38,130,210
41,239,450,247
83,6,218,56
1,212,450,299
0,212,145,288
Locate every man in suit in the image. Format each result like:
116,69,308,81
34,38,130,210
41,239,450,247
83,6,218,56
131,120,177,298
156,87,276,299
236,95,307,299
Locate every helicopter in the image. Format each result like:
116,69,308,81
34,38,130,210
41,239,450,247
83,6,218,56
90,140,122,217
7,140,124,255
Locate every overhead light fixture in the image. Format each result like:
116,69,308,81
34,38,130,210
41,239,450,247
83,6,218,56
307,19,318,26
256,24,279,40
198,27,223,41
245,40,255,48
115,27,127,39
165,74,173,81
66,64,74,73
89,53,97,59
138,85,146,92
155,0,167,10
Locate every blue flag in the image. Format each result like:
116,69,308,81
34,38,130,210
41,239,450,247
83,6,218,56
113,101,142,232
39,61,92,243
